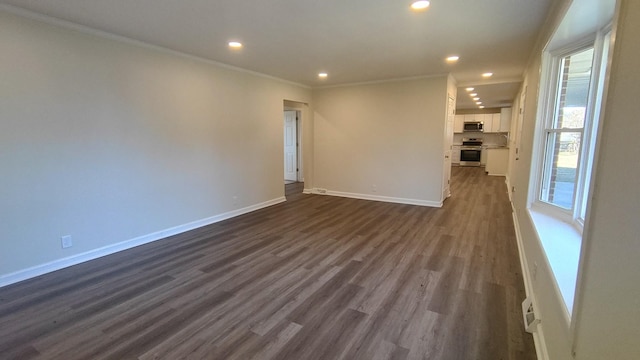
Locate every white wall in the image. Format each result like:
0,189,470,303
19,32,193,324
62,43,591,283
510,0,640,359
0,10,311,282
572,0,640,358
312,77,448,206
509,1,589,357
515,51,576,360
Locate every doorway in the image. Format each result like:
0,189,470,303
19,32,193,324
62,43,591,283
284,107,304,200
284,110,298,183
283,102,305,200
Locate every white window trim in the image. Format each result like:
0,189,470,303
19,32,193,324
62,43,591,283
529,34,603,234
527,26,612,320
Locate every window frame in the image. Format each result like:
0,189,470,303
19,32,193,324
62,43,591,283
530,29,611,233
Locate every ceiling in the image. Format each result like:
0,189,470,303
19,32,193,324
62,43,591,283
0,0,553,109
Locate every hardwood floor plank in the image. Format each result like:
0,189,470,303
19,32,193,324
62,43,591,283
0,274,175,356
94,290,233,360
0,167,536,360
477,282,510,360
287,260,363,324
427,256,465,315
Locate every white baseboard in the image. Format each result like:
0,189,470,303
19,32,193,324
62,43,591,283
0,197,286,288
512,207,550,360
310,188,442,207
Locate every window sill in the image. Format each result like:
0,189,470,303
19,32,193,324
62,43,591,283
528,207,582,316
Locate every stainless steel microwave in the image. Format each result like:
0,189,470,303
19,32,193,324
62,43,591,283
463,122,484,132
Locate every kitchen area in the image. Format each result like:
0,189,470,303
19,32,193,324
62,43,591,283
452,107,511,176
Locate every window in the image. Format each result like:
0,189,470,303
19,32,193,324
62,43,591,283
540,47,593,210
532,30,610,231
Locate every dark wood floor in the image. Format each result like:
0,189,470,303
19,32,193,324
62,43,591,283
0,167,536,359
284,181,304,200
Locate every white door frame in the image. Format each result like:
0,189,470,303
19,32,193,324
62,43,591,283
443,94,455,200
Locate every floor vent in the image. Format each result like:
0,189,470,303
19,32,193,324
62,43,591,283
522,297,541,333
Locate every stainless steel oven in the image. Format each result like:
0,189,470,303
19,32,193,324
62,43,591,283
460,138,483,166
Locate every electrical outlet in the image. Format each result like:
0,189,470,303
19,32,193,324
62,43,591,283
61,235,73,249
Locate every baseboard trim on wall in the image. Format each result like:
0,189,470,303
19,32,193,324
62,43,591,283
0,197,287,289
512,208,550,360
310,188,442,207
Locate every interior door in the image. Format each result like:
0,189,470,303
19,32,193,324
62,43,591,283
443,95,455,200
284,110,297,181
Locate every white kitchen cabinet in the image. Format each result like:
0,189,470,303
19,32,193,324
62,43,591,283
452,145,461,163
481,114,492,133
459,112,509,133
486,148,509,175
480,148,487,165
492,113,501,132
454,115,464,133
500,107,512,132
476,114,491,132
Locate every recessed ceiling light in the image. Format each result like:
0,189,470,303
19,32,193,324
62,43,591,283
318,72,328,78
228,41,242,48
482,72,493,77
470,93,478,97
410,1,430,11
479,105,485,109
466,87,474,91
473,97,480,101
476,102,482,105
446,55,459,62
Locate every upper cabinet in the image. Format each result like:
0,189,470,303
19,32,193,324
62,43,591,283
464,114,477,122
499,107,512,132
492,113,501,132
454,115,465,133
482,115,492,133
453,107,512,133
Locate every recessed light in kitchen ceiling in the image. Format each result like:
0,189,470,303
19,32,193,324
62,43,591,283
473,97,480,101
470,93,477,97
479,106,485,109
228,41,243,48
446,55,459,62
482,72,493,78
466,87,474,91
410,1,430,11
318,72,328,78
476,101,482,105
